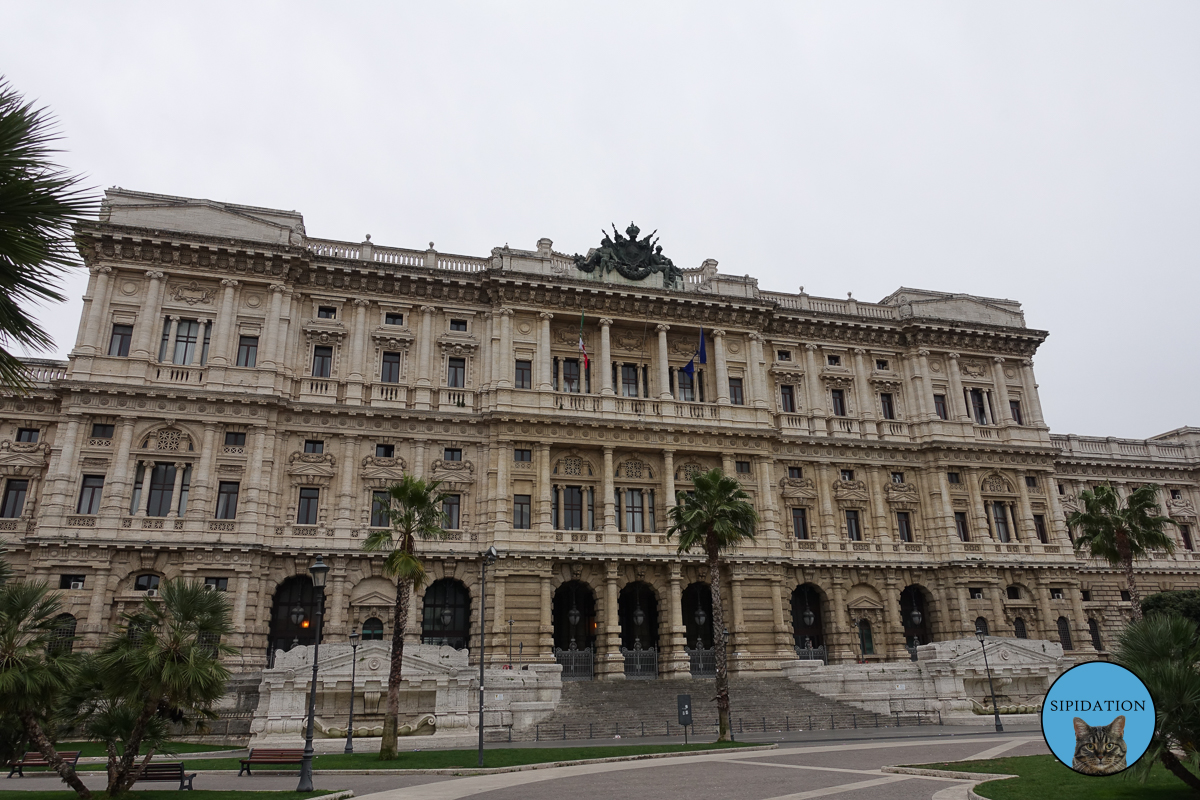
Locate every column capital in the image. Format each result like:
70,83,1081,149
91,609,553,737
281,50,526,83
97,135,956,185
269,283,287,294
1022,357,1034,367
173,461,187,469
655,323,670,333
947,352,960,360
538,311,554,321
498,307,515,317
804,343,818,351
917,348,930,357
598,317,613,327
993,356,1005,364
748,332,764,342
169,315,181,322
711,328,726,338
145,270,164,280
420,305,437,315
91,265,113,276
220,278,239,288
353,298,371,307
853,348,867,355
602,445,614,455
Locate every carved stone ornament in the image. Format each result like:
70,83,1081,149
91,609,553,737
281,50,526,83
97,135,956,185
370,328,413,349
431,458,475,482
833,479,869,502
169,280,216,305
1169,497,1197,519
289,451,336,467
557,327,590,349
362,455,408,470
779,476,817,499
961,361,987,378
982,474,1014,494
884,481,919,504
613,331,645,351
572,222,684,289
303,320,347,344
820,374,854,388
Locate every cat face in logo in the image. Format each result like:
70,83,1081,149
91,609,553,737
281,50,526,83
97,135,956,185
1072,715,1127,775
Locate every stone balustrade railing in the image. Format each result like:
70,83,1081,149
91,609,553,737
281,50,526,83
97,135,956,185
1052,434,1192,462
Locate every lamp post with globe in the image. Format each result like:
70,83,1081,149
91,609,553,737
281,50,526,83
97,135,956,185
976,624,1004,733
477,546,499,767
343,629,359,754
297,556,329,792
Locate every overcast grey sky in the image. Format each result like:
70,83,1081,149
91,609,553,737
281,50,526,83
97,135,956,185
5,2,1197,439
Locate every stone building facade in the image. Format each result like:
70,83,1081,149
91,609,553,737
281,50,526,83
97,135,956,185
2,188,1197,679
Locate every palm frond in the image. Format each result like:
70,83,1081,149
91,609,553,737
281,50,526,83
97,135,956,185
667,468,758,556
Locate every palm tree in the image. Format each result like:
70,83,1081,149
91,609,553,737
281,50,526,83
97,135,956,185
0,79,95,392
667,468,758,742
84,579,235,796
0,579,91,799
363,474,451,759
1067,483,1176,621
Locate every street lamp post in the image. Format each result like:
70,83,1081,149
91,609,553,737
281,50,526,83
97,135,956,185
507,617,514,667
975,625,1004,733
297,556,329,792
344,629,360,754
478,546,499,768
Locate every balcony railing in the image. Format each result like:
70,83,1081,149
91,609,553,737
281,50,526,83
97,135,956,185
440,389,474,411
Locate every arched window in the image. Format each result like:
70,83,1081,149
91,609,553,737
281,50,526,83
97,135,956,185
1013,617,1027,639
974,617,989,637
422,579,471,649
1057,616,1074,650
857,619,874,656
49,614,76,655
362,617,385,641
1088,618,1103,651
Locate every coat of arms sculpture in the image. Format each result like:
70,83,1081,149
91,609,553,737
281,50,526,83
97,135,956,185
573,222,685,290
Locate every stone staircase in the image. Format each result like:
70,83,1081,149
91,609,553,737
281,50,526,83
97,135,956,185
490,677,938,742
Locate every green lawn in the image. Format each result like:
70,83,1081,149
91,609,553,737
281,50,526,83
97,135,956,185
75,741,749,772
0,793,330,800
912,754,1196,800
57,743,243,758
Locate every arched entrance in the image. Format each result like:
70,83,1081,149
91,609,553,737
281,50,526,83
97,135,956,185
681,582,714,648
267,575,324,666
618,581,659,678
899,585,931,652
421,578,471,649
791,584,825,659
552,580,596,650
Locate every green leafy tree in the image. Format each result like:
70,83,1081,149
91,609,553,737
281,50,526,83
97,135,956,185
0,579,90,798
1142,590,1200,631
362,475,450,759
667,468,758,742
0,79,95,392
1067,484,1176,620
1114,613,1200,792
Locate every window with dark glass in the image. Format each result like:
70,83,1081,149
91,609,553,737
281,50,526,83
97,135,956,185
933,394,948,420
76,476,104,515
1081,590,1092,602
515,360,532,389
792,507,808,540
827,354,841,366
443,494,461,528
1009,400,1023,425
362,617,385,639
1120,590,1131,602
621,365,639,397
564,486,584,531
236,335,258,367
880,393,896,420
108,324,133,356
1025,475,1039,489
134,574,160,592
975,617,989,636
845,509,862,541
514,448,532,462
297,487,320,525
304,440,324,454
780,385,796,413
954,511,969,542
224,431,246,446
1014,618,1028,639
875,359,889,370
172,319,201,365
385,312,404,326
449,319,467,332
858,619,874,655
1182,524,1194,551
317,306,336,319
560,358,581,393
947,471,961,484
1057,617,1074,650
1172,488,1183,500
312,346,333,378
215,482,240,519
991,502,1010,542
376,443,395,458
677,369,695,401
1058,483,1065,495
59,575,85,589
787,467,803,479
371,490,390,527
969,388,988,425
146,463,177,517
91,423,115,439
443,448,462,461
1051,588,1065,599
205,577,229,591
158,318,170,361
381,352,401,383
1089,618,1102,651
891,472,904,484
447,357,465,388
1033,514,1048,543
16,428,39,443
513,494,531,530
830,389,847,417
729,377,744,405
623,489,644,532
735,461,751,474
1007,586,1021,600
969,587,984,600
896,511,913,542
777,350,791,362
840,469,855,481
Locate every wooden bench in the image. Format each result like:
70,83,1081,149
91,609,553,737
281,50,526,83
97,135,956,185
238,748,305,776
7,751,82,778
135,761,196,791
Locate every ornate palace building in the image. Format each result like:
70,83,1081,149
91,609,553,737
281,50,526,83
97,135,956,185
2,189,1197,679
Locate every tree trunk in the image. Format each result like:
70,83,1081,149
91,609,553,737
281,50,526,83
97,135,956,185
1115,530,1142,621
708,542,731,742
17,711,92,800
380,577,411,759
1160,749,1200,792
108,699,159,795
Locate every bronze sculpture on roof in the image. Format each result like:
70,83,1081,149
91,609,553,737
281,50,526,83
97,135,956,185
573,223,684,290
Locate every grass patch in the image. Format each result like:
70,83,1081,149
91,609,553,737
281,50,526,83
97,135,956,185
911,754,1195,800
53,742,243,758
0,793,330,800
76,741,750,772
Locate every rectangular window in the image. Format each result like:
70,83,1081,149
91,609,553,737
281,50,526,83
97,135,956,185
172,319,201,365
16,428,39,443
145,463,177,517
970,388,988,425
447,357,465,388
1007,586,1021,600
304,440,324,454
875,359,889,371
791,507,808,540
948,471,961,484
91,423,115,439
108,323,133,357
991,502,1011,543
1025,475,1039,489
891,471,905,484
840,469,855,481
970,587,984,600
621,365,640,397
317,306,336,319
777,350,792,362
380,352,401,383
224,431,246,446
780,385,796,413
1009,400,1023,425
76,475,104,515
158,317,170,361
370,490,390,527
215,482,240,519
297,488,320,525
933,394,948,420
513,495,532,529
562,359,581,393
954,511,969,542
729,377,744,405
827,354,841,366
385,312,404,326
204,577,229,591
1081,590,1092,602
624,489,644,533
514,360,532,389
59,575,85,590
376,443,395,458
677,369,695,402
1120,590,1131,602
1171,488,1183,500
135,574,160,592
236,335,258,367
1052,588,1065,600
450,319,467,332
787,467,803,479
443,494,461,528
896,511,913,542
1181,524,1194,551
564,486,584,531
514,448,532,462
830,389,847,417
443,448,462,461
845,509,862,541
312,346,333,378
880,393,896,420
735,460,751,474
1033,514,1048,543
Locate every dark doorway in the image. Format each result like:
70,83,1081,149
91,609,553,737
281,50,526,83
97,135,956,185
899,585,931,648
618,581,659,650
681,582,714,648
421,578,471,649
791,584,825,648
267,575,325,666
552,580,597,650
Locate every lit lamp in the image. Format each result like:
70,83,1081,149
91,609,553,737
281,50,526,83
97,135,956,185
976,624,1003,733
478,546,499,767
909,607,923,662
568,603,581,648
344,629,360,755
694,606,707,648
297,556,328,792
441,607,454,628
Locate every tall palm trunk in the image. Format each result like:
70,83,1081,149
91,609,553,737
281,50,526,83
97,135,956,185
17,711,91,800
1116,530,1142,621
380,577,411,759
707,539,731,742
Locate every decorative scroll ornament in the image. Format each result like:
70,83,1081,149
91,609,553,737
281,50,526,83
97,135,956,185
573,223,684,289
169,280,215,305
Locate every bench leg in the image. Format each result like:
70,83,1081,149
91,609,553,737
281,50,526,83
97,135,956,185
238,765,249,777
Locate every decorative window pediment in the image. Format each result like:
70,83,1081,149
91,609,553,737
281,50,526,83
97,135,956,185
431,458,475,484
303,318,347,344
617,459,653,480
287,451,336,484
833,479,868,502
981,473,1015,495
552,452,595,477
884,481,919,505
779,476,817,499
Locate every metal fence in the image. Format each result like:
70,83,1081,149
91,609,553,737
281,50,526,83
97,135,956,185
794,644,828,664
620,645,658,679
554,646,594,681
687,646,716,677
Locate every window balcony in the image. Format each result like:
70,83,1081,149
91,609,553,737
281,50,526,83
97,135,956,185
299,378,342,404
151,365,205,385
370,383,409,407
439,389,475,411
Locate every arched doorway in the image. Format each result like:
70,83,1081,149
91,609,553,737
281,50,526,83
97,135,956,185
681,582,714,649
618,582,659,678
552,580,596,650
899,585,931,649
421,578,471,649
267,575,324,666
791,584,825,656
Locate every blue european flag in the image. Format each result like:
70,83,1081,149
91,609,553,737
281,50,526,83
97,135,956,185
699,326,707,364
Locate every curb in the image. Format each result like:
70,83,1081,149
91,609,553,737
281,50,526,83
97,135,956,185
882,766,1018,782
315,792,356,800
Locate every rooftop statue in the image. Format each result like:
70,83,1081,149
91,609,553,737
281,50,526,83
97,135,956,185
573,223,685,290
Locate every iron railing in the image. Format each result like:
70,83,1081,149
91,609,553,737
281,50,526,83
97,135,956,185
620,644,658,679
686,645,716,677
553,646,594,681
794,644,828,664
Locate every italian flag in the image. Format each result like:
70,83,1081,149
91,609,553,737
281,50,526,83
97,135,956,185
578,312,589,370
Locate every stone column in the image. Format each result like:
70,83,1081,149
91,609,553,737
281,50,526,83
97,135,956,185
328,569,347,633
601,565,622,679
655,324,671,399
866,467,890,542
192,423,219,514
816,463,836,536
166,462,186,518
85,568,112,646
598,318,613,395
131,271,165,359
479,311,493,393
245,427,268,523
536,443,552,531
133,460,154,516
80,266,114,354
346,299,370,403
966,468,990,540
498,309,514,388
662,450,676,515
936,469,957,543
756,456,778,537
260,284,286,370
208,279,238,366
537,311,554,391
1047,479,1072,546
162,316,181,364
1032,582,1055,641
946,353,970,421
992,358,1012,424
721,453,735,475
829,580,850,663
914,349,933,421
412,440,426,479
747,333,768,408
46,415,84,515
730,574,747,659
1021,358,1046,426
417,305,435,387
1016,474,1038,542
803,345,825,418
1068,584,1095,652
852,349,875,423
884,580,905,659
602,446,616,533
102,417,138,516
336,434,358,528
233,573,251,632
664,564,687,676
495,439,510,528
712,329,729,404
